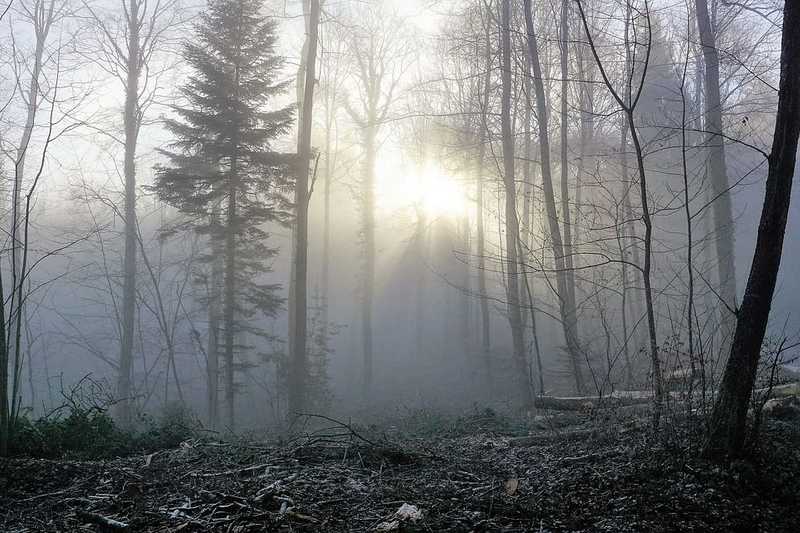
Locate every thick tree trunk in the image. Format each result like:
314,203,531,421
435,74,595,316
523,0,585,393
694,0,737,338
289,0,319,417
704,0,800,460
117,0,142,427
501,0,532,407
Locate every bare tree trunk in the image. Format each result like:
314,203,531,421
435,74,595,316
679,53,697,399
575,35,594,249
559,0,575,299
694,0,736,336
628,108,664,427
0,258,8,456
520,238,545,395
117,0,142,427
289,0,319,418
476,13,492,381
521,40,533,334
361,120,376,399
9,0,57,428
321,100,332,333
618,115,635,387
223,164,238,428
523,0,585,394
207,217,222,430
690,33,717,363
500,0,532,407
414,207,427,371
459,216,471,357
704,1,800,459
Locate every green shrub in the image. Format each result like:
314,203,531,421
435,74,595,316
11,407,129,459
9,403,202,459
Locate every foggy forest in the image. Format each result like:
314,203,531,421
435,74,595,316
1,0,800,530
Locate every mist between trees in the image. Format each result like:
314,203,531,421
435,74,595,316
0,0,798,461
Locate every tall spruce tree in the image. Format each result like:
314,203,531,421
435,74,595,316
153,0,294,429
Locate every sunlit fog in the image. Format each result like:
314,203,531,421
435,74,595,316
2,0,800,528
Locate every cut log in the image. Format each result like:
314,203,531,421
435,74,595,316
754,382,800,398
534,383,800,412
534,390,655,411
761,395,800,420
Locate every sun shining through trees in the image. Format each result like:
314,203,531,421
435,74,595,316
4,1,800,527
376,157,468,219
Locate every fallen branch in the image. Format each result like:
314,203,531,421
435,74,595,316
76,510,129,531
293,413,377,446
187,463,273,479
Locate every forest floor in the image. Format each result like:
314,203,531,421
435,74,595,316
1,409,799,532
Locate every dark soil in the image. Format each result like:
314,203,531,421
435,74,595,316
1,413,798,532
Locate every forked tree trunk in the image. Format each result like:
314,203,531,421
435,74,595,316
704,0,800,460
575,0,663,423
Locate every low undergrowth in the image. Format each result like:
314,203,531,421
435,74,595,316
9,402,202,459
